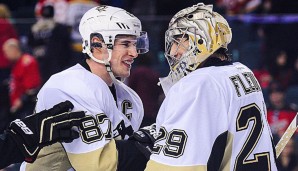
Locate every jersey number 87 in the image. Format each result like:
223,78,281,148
79,113,112,144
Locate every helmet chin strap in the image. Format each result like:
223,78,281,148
86,47,108,64
87,48,120,85
105,49,120,85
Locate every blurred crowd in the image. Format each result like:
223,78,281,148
0,0,297,170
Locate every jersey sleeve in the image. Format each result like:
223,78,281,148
146,73,229,171
22,85,120,171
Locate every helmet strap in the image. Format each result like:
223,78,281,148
86,45,120,85
105,49,121,85
87,49,105,64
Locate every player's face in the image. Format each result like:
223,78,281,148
110,35,138,78
169,35,189,60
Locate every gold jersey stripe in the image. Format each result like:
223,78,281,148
219,131,233,171
145,160,207,171
67,139,118,171
25,143,72,171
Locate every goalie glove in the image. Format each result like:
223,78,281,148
6,101,85,163
129,123,157,159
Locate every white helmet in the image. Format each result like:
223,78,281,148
79,5,149,64
164,3,232,83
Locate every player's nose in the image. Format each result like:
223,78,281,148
128,47,138,58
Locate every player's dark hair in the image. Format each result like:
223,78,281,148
198,48,232,69
84,53,90,59
212,47,232,62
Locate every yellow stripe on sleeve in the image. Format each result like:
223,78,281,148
67,139,118,171
145,160,207,171
25,143,72,171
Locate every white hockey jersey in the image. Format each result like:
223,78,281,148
21,63,143,171
146,62,277,171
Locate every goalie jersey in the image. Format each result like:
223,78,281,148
146,62,277,171
21,63,144,171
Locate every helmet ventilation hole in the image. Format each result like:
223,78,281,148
198,39,203,44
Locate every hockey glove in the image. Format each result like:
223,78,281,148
6,101,85,163
129,123,157,159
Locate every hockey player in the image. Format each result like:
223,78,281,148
111,3,278,170
21,5,148,171
145,3,278,171
0,101,85,169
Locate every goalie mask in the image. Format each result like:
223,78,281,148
160,3,232,94
79,5,149,64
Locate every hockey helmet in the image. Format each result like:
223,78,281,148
164,3,232,82
79,5,149,64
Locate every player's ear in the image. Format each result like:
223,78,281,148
90,37,103,53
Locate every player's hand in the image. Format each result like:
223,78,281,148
129,123,157,159
6,101,85,163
